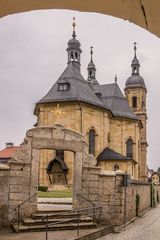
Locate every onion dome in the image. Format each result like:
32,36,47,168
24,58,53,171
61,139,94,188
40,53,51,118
66,17,82,69
125,43,146,89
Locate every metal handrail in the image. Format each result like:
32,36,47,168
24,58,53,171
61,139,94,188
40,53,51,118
77,193,95,207
10,193,37,228
42,205,102,240
41,205,101,220
77,193,97,225
47,207,102,227
10,193,37,214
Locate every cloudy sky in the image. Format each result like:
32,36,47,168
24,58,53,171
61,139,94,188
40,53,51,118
0,9,160,170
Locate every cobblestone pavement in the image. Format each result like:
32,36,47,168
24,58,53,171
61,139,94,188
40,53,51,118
99,205,160,240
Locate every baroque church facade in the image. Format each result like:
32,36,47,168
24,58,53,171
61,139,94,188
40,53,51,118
34,20,147,188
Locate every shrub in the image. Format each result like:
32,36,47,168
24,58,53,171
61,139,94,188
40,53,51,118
157,191,159,203
38,185,48,192
136,193,140,216
152,187,156,207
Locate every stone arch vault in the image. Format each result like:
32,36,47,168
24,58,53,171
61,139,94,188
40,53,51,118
0,1,160,38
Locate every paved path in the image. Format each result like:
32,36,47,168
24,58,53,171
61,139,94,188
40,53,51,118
0,228,95,240
37,197,73,211
99,204,160,240
38,197,73,204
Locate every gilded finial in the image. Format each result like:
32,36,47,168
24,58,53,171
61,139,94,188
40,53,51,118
72,17,76,38
90,46,93,62
134,42,137,58
115,74,117,83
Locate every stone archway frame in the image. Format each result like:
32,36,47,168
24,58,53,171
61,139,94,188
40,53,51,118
11,124,96,215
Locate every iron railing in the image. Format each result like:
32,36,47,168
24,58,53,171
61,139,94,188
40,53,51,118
10,193,37,228
6,192,102,240
77,193,96,223
41,205,102,240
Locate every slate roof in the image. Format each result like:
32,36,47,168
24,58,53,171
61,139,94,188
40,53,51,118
38,62,104,108
37,61,138,120
97,147,131,161
92,83,137,119
125,74,146,89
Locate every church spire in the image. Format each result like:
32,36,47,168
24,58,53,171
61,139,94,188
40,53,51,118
90,46,93,62
125,43,146,90
115,74,117,84
66,17,82,71
131,42,140,75
134,42,137,58
87,46,96,81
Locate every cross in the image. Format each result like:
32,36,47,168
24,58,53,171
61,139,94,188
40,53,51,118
115,74,117,83
134,42,137,57
90,46,93,62
52,104,65,123
72,16,76,31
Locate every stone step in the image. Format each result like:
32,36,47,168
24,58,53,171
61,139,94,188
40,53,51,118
38,201,73,205
32,210,79,219
12,222,97,233
23,216,93,225
38,197,73,205
37,204,73,211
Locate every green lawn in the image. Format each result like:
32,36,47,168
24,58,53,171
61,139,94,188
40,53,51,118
38,189,72,198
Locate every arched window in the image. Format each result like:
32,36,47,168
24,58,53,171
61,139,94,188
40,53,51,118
89,128,95,155
70,52,74,61
89,70,92,78
114,164,119,171
134,67,138,73
126,138,133,158
75,52,78,61
132,96,137,108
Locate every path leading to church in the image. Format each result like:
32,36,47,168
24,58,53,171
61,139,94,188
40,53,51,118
99,204,160,240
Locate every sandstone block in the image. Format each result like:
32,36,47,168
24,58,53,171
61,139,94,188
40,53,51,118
10,185,22,193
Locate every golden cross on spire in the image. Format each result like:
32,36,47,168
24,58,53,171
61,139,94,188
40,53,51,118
134,42,137,57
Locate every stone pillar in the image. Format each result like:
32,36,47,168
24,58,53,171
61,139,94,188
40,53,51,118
0,164,10,226
8,162,31,221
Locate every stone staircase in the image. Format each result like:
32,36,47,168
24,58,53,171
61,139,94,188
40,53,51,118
11,209,97,233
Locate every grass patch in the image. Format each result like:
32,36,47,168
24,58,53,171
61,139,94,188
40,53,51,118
38,189,72,198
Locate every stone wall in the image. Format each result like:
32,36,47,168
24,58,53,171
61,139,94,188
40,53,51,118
79,169,160,226
152,184,160,207
0,164,10,226
125,181,151,222
78,169,125,226
8,162,32,222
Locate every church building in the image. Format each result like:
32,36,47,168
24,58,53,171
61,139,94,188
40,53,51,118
34,19,147,188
